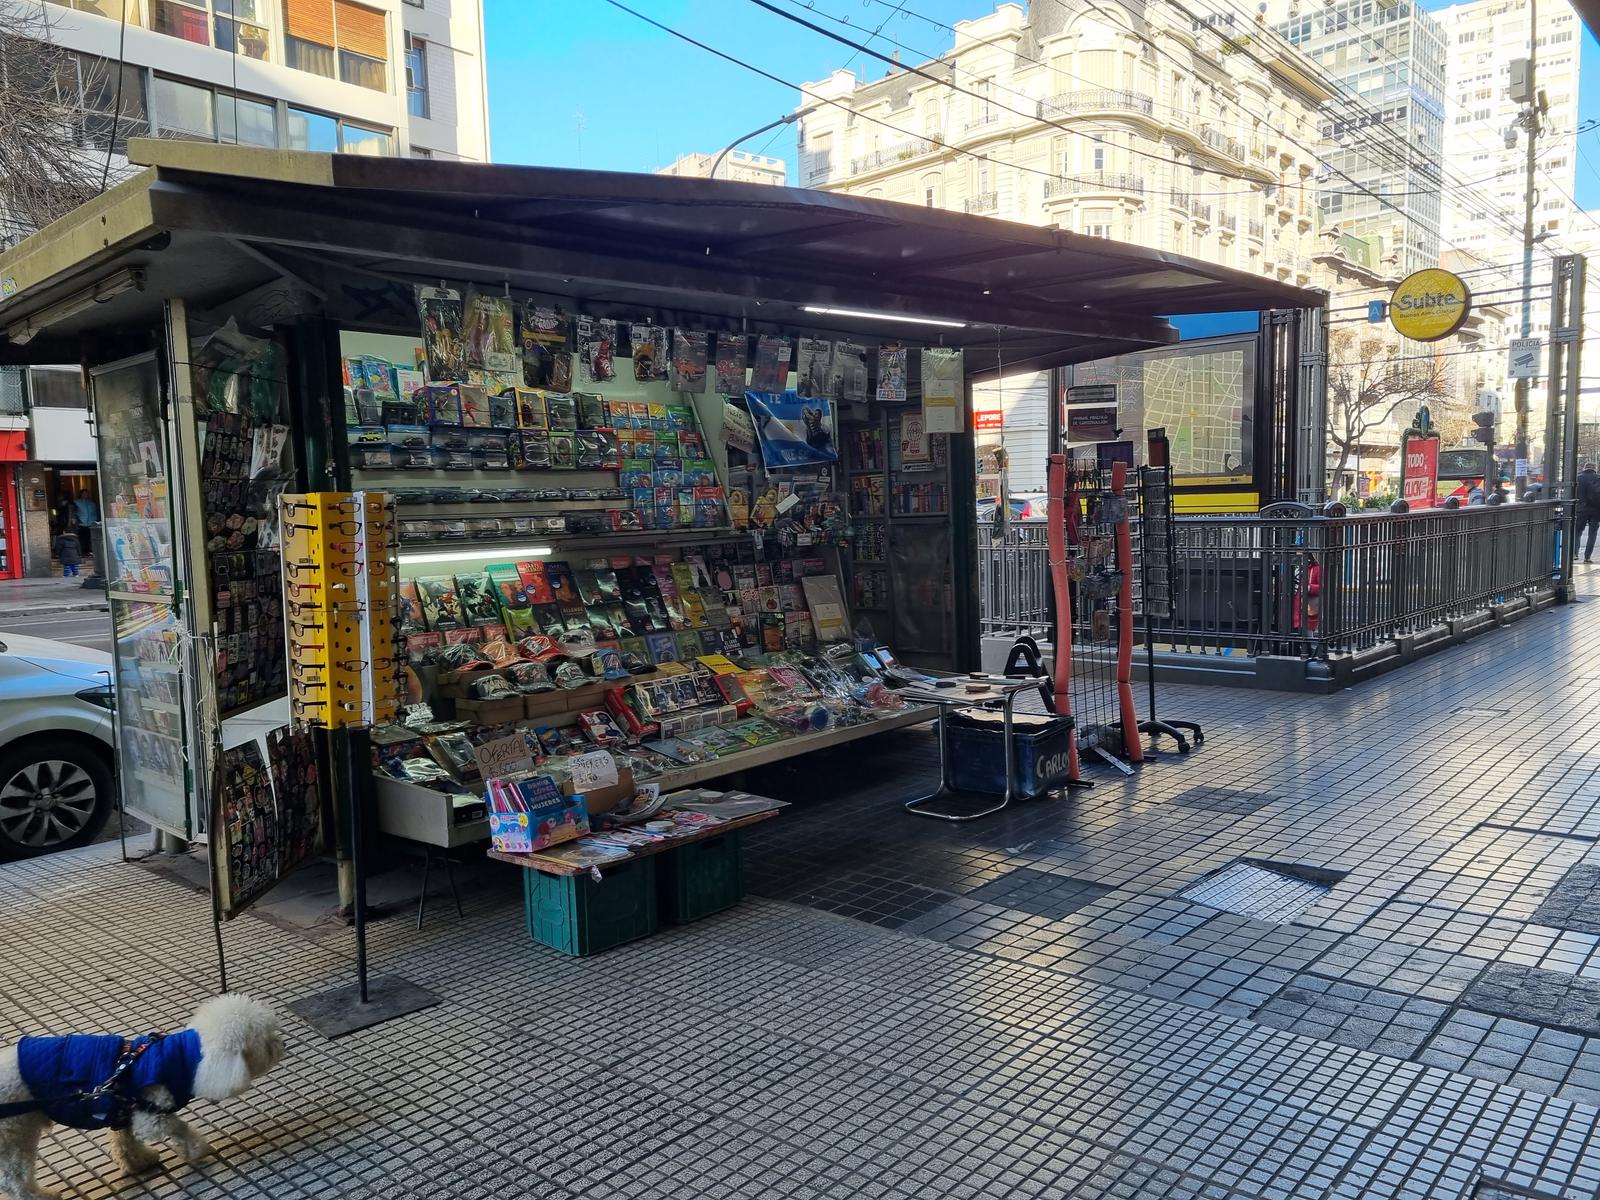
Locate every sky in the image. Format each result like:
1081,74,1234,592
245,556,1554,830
484,0,1600,209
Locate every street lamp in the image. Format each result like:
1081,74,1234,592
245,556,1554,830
709,104,820,180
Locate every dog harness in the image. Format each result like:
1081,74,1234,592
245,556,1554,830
8,1030,201,1130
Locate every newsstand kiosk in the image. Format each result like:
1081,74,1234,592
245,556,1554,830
0,141,1323,1016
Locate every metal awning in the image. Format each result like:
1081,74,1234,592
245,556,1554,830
0,141,1324,377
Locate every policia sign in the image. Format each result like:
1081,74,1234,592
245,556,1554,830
1388,268,1471,343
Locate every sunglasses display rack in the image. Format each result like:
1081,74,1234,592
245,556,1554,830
281,491,401,730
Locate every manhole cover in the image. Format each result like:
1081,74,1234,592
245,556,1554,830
1176,859,1341,923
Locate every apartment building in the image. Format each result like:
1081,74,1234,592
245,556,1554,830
1269,0,1448,278
0,0,488,574
796,0,1334,488
1434,0,1582,403
658,150,787,186
21,0,488,183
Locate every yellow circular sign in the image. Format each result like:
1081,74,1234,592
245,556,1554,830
1389,268,1471,342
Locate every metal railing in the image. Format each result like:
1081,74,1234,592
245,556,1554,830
980,503,1565,660
1039,89,1155,119
1190,200,1212,223
1167,190,1192,209
850,138,935,175
1220,212,1237,231
980,523,1051,638
1200,126,1245,160
1248,219,1265,239
1044,172,1146,199
964,191,999,214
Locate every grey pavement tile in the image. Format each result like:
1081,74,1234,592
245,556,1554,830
1464,963,1600,1037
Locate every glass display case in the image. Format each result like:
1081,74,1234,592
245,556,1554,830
93,355,192,835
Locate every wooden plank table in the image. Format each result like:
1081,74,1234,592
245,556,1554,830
489,807,780,876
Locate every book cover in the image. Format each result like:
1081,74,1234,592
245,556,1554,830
516,560,555,605
455,572,501,626
417,576,463,630
645,632,679,664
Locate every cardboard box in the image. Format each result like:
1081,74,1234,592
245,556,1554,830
455,695,525,726
437,668,503,700
561,766,635,817
489,791,589,854
563,681,612,712
523,691,568,720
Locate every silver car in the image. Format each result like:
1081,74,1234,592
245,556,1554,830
0,633,115,860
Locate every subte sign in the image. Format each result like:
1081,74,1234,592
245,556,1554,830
1401,433,1439,509
1389,268,1471,343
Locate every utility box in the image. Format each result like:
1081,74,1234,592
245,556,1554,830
1510,58,1532,104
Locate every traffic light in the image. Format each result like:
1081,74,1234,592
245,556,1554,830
1470,412,1495,446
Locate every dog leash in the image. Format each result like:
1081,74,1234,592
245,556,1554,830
0,1034,164,1123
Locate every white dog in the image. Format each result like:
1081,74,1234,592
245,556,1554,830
0,994,283,1200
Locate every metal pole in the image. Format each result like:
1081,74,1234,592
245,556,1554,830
1515,0,1538,499
709,104,817,180
1561,257,1586,587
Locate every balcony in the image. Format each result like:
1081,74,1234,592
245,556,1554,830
1044,172,1146,200
1167,190,1192,210
962,111,1003,134
849,138,936,177
1038,89,1156,121
1248,219,1265,240
965,191,999,215
1190,200,1212,224
1220,212,1238,233
1296,254,1316,276
1199,125,1245,162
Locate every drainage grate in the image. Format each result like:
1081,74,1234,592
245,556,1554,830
1170,786,1276,816
1176,859,1341,923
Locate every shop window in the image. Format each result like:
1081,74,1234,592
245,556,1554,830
283,0,388,91
217,94,277,147
151,75,216,140
405,33,429,119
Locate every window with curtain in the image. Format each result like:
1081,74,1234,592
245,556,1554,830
153,0,209,45
214,0,270,60
284,0,388,88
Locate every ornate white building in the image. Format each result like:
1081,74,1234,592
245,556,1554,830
797,1,1332,288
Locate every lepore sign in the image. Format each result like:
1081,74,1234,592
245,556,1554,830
1389,268,1471,342
1401,432,1439,509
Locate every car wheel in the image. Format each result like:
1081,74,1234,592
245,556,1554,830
0,739,113,861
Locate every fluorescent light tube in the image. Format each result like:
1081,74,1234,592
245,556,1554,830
801,305,967,328
398,545,552,566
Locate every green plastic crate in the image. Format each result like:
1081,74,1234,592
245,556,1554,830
656,832,743,925
522,857,657,956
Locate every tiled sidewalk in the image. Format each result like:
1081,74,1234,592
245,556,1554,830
7,579,1600,1197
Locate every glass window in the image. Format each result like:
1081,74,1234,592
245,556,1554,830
285,105,338,152
339,121,392,155
285,37,335,77
152,0,210,44
214,0,271,60
217,94,277,146
151,76,215,139
69,0,146,19
339,49,386,90
405,33,429,118
1073,339,1257,483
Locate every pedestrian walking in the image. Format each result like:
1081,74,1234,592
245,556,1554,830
53,529,81,578
1577,463,1600,563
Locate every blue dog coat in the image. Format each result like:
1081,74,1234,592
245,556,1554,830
15,1030,201,1130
